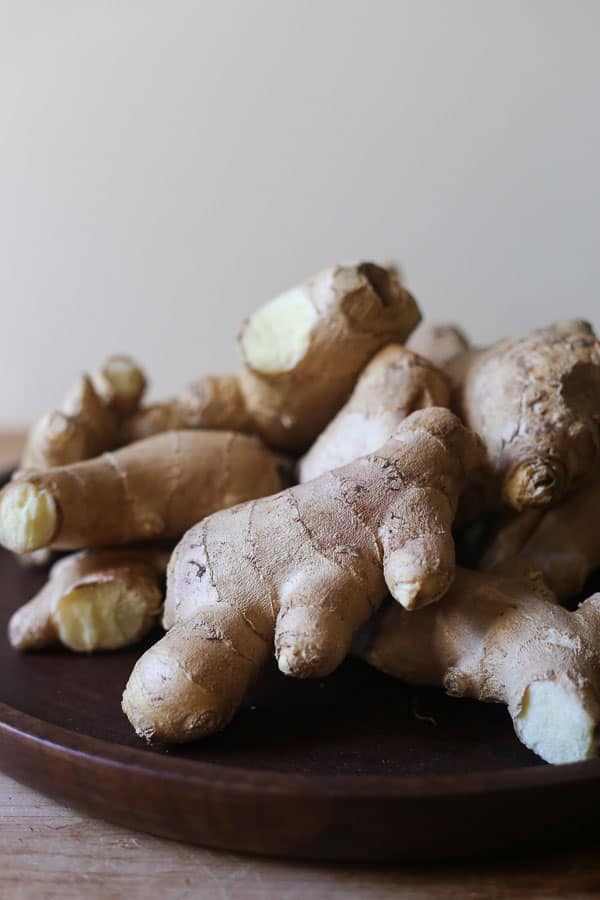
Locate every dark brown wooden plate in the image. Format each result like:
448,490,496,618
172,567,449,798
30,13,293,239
1,471,600,861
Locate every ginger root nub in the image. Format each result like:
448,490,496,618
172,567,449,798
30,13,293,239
9,547,167,652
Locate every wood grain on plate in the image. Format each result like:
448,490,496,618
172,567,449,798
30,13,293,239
1,461,600,862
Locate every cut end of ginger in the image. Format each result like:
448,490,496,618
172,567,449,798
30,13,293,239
240,287,317,374
0,483,58,554
514,680,598,765
504,459,565,510
103,355,146,399
54,581,153,652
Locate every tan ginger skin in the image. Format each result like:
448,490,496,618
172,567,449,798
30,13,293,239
121,408,486,744
299,345,450,482
406,321,470,368
482,477,600,601
9,547,167,652
22,355,147,470
0,431,290,554
125,262,421,453
446,320,600,511
359,562,600,765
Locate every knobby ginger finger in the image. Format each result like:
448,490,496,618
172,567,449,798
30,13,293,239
0,431,291,553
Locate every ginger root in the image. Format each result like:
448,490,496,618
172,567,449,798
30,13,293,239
299,345,450,482
482,477,600,600
22,355,146,470
121,408,485,743
447,320,600,510
0,431,290,554
359,562,600,765
92,354,147,419
407,321,470,368
9,547,167,652
125,263,421,453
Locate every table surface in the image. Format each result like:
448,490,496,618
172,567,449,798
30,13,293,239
1,431,600,899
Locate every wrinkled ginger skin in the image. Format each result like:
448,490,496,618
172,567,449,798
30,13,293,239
126,263,421,453
299,345,450,482
22,375,118,470
122,408,485,744
9,547,166,652
124,374,254,444
360,563,600,764
482,478,600,600
407,322,470,368
447,320,600,510
22,355,147,470
0,431,290,553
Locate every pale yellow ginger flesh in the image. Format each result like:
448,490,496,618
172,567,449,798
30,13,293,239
9,548,166,652
122,408,485,743
515,681,598,765
55,583,152,652
359,562,600,765
102,356,143,394
0,483,57,553
240,287,318,374
94,354,147,417
0,430,289,553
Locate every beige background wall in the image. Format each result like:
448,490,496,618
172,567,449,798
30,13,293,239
1,0,599,425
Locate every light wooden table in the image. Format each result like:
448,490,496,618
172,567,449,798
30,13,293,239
1,432,599,899
0,433,26,472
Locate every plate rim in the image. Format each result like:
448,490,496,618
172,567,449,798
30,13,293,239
1,697,600,800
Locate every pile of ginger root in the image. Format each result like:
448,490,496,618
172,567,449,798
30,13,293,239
2,260,600,768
